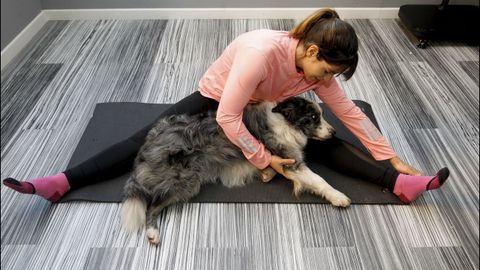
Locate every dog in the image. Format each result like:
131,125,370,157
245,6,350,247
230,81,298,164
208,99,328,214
121,96,351,245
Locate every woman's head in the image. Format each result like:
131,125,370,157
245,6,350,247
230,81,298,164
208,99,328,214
290,9,358,81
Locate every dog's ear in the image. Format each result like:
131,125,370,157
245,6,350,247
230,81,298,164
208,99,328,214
272,102,294,120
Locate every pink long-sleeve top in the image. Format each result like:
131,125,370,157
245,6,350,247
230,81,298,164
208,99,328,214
198,29,396,169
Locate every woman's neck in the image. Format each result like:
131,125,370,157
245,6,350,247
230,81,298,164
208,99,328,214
295,42,306,72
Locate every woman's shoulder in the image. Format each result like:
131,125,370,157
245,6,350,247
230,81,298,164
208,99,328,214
235,30,293,57
239,29,289,42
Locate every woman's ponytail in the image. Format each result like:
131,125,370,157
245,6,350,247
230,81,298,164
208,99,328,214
289,8,359,80
289,9,340,39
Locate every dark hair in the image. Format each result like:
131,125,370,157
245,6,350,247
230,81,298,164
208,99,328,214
289,9,359,80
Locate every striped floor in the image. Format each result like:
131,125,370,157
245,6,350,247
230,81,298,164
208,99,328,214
1,19,479,270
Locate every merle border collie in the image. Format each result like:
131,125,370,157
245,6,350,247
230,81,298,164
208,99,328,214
121,97,351,245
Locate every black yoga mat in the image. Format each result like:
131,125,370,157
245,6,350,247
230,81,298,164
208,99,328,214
59,101,402,204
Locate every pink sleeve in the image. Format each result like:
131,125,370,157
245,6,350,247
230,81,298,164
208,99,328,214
314,79,396,161
216,47,272,169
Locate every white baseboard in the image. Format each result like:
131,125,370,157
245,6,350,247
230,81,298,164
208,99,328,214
44,7,399,20
1,12,49,71
1,7,399,71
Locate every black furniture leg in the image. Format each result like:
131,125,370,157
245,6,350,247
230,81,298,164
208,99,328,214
417,39,429,49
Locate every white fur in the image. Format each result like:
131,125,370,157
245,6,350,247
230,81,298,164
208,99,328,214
220,162,258,188
146,227,160,245
286,166,351,207
121,198,146,233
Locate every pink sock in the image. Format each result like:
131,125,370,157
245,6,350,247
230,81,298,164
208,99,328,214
3,173,70,203
393,167,450,204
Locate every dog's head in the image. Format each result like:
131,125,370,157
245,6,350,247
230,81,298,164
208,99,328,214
272,97,335,140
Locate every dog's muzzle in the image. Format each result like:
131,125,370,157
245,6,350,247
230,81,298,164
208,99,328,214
328,127,336,136
312,127,336,141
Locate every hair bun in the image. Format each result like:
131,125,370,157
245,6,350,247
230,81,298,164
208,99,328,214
320,9,340,19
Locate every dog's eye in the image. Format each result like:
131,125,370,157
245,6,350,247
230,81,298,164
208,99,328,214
311,115,316,119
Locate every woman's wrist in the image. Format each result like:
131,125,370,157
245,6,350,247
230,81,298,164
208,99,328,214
389,156,401,165
389,156,423,176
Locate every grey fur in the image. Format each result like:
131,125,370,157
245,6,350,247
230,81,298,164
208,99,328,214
121,97,350,245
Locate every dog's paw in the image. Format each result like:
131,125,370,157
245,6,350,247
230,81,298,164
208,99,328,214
146,227,160,245
327,190,351,208
261,167,277,183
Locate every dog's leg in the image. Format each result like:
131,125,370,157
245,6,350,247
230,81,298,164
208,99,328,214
261,167,277,183
145,195,176,246
285,165,351,207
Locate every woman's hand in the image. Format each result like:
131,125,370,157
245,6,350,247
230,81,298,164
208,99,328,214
268,155,296,178
390,156,422,176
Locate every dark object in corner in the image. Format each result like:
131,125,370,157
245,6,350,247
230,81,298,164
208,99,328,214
398,0,479,48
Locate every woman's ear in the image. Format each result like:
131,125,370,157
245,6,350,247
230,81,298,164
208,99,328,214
306,45,319,58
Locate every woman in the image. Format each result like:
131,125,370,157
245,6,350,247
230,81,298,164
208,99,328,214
3,8,449,204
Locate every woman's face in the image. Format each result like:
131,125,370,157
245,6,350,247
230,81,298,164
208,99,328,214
298,45,344,83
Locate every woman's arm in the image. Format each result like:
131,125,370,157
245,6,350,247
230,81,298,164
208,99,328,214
216,47,273,169
314,79,422,175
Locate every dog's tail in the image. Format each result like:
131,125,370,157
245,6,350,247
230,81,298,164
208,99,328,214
121,177,148,233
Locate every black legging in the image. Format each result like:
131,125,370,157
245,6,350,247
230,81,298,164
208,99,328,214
64,91,398,191
305,138,398,191
64,91,219,189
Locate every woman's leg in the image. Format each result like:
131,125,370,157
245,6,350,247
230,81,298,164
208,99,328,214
3,91,219,202
305,137,449,203
64,91,218,189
